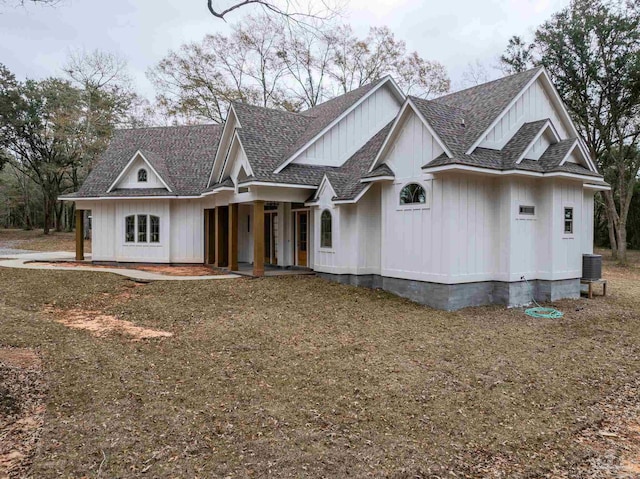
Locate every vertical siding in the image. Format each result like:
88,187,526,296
294,85,401,167
90,201,116,261
169,199,205,263
582,190,595,254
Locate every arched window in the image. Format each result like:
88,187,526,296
399,183,426,205
320,210,332,248
137,168,148,182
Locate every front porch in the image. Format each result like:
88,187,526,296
203,200,313,277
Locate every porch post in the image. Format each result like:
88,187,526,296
228,203,238,271
204,209,215,264
253,200,265,277
214,206,228,268
75,208,84,261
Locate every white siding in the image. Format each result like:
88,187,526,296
88,201,116,261
523,133,551,161
480,78,570,150
582,190,595,254
115,156,167,190
294,85,401,167
169,199,205,263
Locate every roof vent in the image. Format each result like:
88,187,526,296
461,118,466,127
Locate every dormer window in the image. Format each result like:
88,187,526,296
138,168,148,182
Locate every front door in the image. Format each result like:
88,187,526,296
296,211,308,267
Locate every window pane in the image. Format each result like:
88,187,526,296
138,169,147,182
321,210,332,248
564,208,573,234
150,215,160,243
138,214,147,242
125,216,135,242
400,184,426,205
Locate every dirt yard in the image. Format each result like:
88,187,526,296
0,228,91,253
1,249,640,477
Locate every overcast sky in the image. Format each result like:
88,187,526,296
0,0,569,100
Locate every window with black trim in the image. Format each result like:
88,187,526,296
137,215,147,242
400,183,426,205
564,207,574,234
150,216,160,243
320,210,332,248
125,215,160,243
138,168,148,182
125,215,135,242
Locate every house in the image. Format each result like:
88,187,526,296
61,67,609,310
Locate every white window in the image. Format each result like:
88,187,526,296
399,183,426,205
137,168,148,182
125,215,160,243
320,210,332,248
519,205,535,215
564,207,574,234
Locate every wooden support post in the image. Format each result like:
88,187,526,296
204,209,215,264
214,206,229,268
253,201,265,277
228,203,238,271
75,209,84,261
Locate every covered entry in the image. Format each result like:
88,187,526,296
205,200,312,276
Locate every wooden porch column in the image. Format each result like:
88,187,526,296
75,209,84,260
214,206,229,268
228,203,239,271
253,200,265,277
204,209,215,265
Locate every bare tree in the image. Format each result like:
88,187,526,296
458,60,492,89
205,0,339,24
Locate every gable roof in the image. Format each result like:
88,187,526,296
70,124,222,198
431,67,544,155
274,76,402,173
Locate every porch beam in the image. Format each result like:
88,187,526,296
228,203,238,271
75,209,84,261
253,200,265,277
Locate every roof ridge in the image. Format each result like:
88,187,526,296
115,123,221,133
300,76,390,115
231,100,310,119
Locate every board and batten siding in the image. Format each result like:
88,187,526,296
169,199,206,263
480,78,570,151
293,84,401,168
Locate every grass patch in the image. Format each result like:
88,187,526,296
0,228,91,253
1,252,640,476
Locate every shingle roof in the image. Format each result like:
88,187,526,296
70,124,222,198
68,68,603,201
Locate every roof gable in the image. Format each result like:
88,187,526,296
433,67,543,155
370,98,452,173
274,76,404,174
107,150,175,193
75,124,221,198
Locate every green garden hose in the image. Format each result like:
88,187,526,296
521,276,564,319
